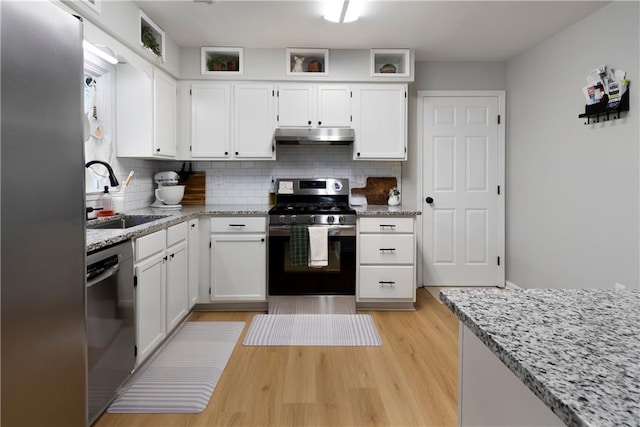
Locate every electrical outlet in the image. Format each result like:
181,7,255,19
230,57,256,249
614,282,626,291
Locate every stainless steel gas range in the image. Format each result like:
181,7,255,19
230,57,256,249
268,178,356,302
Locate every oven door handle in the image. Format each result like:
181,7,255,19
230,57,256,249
87,264,120,288
268,225,355,237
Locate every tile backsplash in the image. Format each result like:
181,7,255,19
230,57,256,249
177,145,401,205
98,145,401,211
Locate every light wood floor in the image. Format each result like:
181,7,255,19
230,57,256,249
94,288,459,427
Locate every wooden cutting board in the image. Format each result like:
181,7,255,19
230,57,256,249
178,171,206,205
350,177,397,205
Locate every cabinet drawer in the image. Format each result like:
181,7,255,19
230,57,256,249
135,229,166,262
360,234,414,264
359,217,413,233
167,221,188,247
359,266,414,299
210,217,266,233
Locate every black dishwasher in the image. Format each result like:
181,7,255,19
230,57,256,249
86,241,135,425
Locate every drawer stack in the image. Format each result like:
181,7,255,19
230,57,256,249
357,217,416,308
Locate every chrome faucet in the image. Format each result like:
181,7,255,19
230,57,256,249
85,160,119,187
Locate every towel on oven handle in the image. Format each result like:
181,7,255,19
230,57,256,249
308,226,329,268
290,225,308,266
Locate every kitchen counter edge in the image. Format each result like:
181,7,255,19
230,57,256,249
87,204,420,252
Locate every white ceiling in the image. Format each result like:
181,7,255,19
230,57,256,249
136,0,608,62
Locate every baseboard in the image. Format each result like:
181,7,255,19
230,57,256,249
504,280,522,290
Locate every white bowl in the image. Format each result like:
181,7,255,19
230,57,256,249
156,185,185,205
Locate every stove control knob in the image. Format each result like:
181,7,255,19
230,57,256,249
327,215,335,224
309,215,315,225
339,215,346,224
279,215,286,224
291,215,297,224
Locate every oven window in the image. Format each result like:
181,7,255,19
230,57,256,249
283,240,341,272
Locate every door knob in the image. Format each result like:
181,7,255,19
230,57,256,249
425,197,434,204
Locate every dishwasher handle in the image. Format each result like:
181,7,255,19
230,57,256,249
87,264,120,288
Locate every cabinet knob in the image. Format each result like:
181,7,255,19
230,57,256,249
357,152,361,157
307,120,311,125
425,197,434,204
261,238,265,242
156,148,161,152
235,151,239,155
191,224,196,228
318,121,322,126
224,151,229,155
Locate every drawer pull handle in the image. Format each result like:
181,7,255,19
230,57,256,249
378,281,396,287
228,224,246,227
379,224,396,229
379,248,396,252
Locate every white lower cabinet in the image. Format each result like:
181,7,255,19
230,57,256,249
134,221,190,366
210,217,266,301
357,217,416,308
188,219,199,309
165,222,189,333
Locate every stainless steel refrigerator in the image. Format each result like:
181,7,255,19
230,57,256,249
1,2,87,426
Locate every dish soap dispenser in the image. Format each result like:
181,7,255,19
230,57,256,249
98,186,114,217
269,178,276,206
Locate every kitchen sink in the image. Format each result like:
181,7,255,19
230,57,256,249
87,215,168,230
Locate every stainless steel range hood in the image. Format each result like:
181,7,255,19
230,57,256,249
274,128,355,145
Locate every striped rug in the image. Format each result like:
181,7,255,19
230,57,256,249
242,314,382,346
107,321,244,413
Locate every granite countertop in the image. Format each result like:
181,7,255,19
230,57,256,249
353,204,421,216
86,204,270,253
440,288,640,427
87,204,420,252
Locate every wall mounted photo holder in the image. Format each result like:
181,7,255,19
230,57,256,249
201,47,244,75
286,48,329,76
578,89,629,125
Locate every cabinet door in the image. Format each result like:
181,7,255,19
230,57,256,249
210,234,266,301
135,252,166,365
191,82,231,158
153,69,177,157
188,219,199,309
352,84,407,160
166,242,188,333
115,63,153,157
277,84,314,127
234,84,276,159
317,85,351,127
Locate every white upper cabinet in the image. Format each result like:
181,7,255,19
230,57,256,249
190,82,231,158
233,83,276,159
153,69,177,157
277,83,351,128
116,64,177,158
352,84,407,160
186,82,275,160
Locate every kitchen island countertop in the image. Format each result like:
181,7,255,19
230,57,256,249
440,288,640,427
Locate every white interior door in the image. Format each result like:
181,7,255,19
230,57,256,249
422,94,504,285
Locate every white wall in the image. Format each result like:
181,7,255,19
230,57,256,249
506,1,639,290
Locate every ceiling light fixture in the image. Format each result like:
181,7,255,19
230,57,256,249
324,0,361,24
83,40,118,65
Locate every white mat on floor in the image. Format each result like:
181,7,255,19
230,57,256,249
107,321,244,414
243,314,382,346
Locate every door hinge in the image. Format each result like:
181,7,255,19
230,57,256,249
209,287,211,296
350,91,353,98
189,145,192,152
133,275,137,288
405,91,407,98
497,115,501,125
404,147,407,153
209,241,212,249
189,89,192,96
497,256,501,266
134,345,137,357
272,90,274,96
277,90,279,97
272,145,275,152
350,115,352,122
497,185,501,195
277,114,279,122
